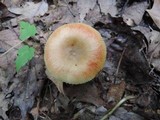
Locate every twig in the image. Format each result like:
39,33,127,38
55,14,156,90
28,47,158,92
114,47,126,83
0,40,25,58
41,112,52,120
100,95,136,120
64,0,76,17
115,47,126,76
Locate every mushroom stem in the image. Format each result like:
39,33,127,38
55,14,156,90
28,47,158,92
46,70,65,94
55,80,64,94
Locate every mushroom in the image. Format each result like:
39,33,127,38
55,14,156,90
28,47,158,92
44,23,106,94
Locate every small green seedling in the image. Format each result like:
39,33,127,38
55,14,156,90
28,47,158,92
15,21,37,72
15,45,35,71
19,21,37,41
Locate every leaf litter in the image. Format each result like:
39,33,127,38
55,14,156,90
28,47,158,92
122,1,148,25
8,1,48,20
146,0,160,29
0,0,160,120
0,28,21,69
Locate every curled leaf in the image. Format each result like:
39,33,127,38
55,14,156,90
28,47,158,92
146,0,160,29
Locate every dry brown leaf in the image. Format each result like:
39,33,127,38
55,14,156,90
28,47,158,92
0,2,16,21
0,68,7,87
0,28,21,69
13,57,44,119
65,83,104,106
8,1,48,20
146,0,160,29
123,1,148,25
77,0,96,22
0,69,9,120
0,93,9,120
132,26,152,41
107,81,126,107
98,0,118,16
40,5,62,26
30,107,39,120
30,98,40,120
148,30,160,71
41,3,78,29
84,4,103,26
2,0,22,7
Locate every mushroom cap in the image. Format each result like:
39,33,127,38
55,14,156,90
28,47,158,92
44,23,106,84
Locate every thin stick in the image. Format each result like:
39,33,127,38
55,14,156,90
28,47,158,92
0,40,24,58
114,47,126,83
115,47,126,76
64,0,76,17
100,95,136,120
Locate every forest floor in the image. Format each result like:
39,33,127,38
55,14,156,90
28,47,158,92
0,0,160,120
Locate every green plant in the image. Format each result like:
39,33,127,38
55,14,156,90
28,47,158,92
15,21,37,71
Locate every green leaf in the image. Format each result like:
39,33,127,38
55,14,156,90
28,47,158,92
15,45,35,72
19,21,37,41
